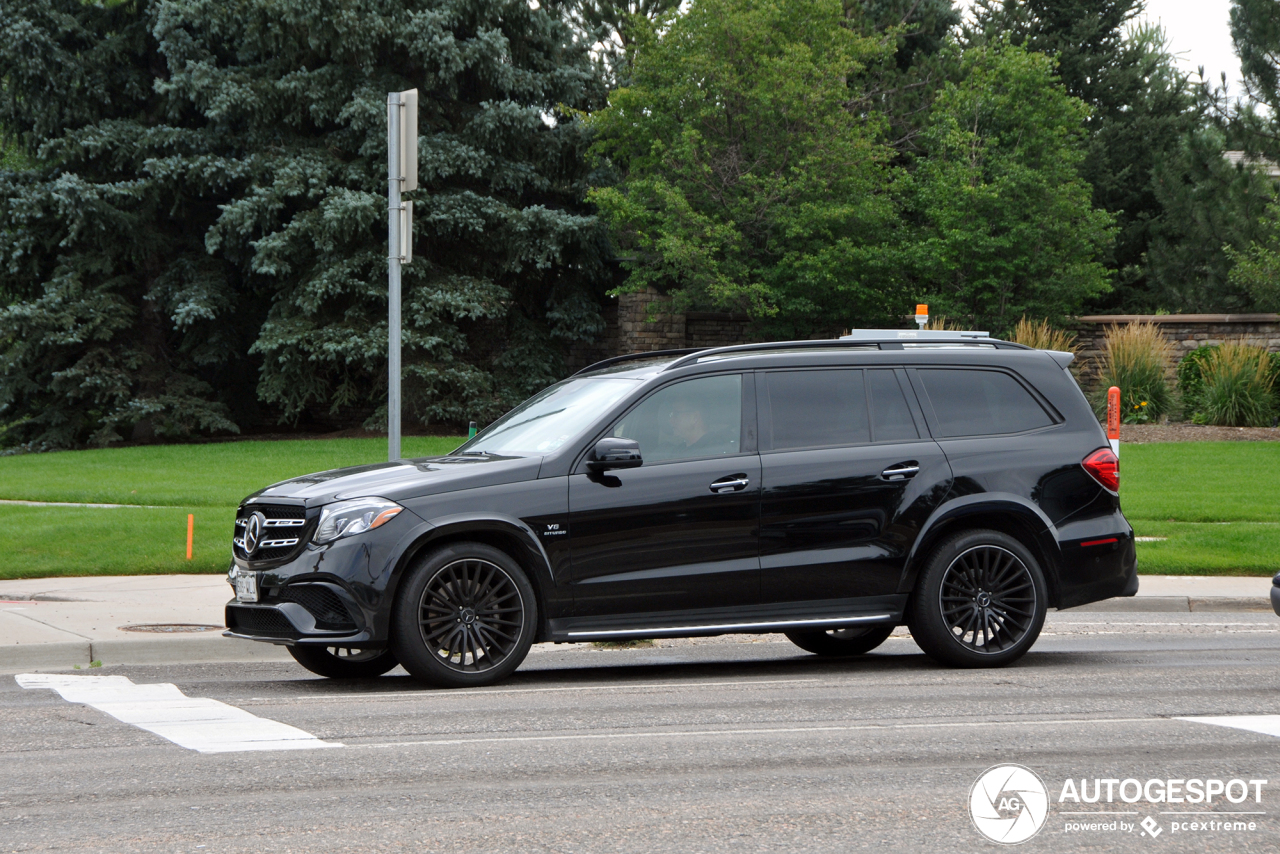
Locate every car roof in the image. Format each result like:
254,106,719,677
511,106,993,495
574,336,1035,379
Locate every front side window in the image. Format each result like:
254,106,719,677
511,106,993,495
765,369,869,450
461,377,640,454
918,369,1054,437
611,374,742,463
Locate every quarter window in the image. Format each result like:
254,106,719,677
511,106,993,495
918,369,1053,437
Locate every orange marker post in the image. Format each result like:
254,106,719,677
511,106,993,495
1106,386,1121,457
186,514,194,561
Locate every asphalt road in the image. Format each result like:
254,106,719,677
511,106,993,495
3,611,1280,853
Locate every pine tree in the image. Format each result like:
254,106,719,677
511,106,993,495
964,1,1198,311
0,0,609,450
851,0,963,153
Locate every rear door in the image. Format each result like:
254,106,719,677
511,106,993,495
568,372,762,619
757,367,951,603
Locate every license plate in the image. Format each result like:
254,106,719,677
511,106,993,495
234,572,258,603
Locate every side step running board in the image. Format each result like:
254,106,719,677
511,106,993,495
565,613,895,639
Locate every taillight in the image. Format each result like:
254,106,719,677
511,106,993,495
1082,448,1119,494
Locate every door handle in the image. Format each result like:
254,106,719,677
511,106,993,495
710,474,750,493
881,462,920,481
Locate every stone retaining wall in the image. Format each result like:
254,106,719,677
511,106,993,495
1074,314,1280,382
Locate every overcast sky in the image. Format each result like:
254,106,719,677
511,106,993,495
958,1,1244,91
1142,0,1241,89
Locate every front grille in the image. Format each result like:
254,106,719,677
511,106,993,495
278,584,359,632
233,504,310,563
226,606,297,637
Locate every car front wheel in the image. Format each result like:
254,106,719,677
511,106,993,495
391,542,537,688
907,529,1047,668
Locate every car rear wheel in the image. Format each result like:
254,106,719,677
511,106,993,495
287,645,399,679
784,624,894,657
391,542,537,689
907,529,1047,668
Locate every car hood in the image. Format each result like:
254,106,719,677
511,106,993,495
241,454,543,508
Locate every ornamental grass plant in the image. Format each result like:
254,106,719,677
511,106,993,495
1194,342,1277,427
1012,317,1078,353
1090,322,1175,422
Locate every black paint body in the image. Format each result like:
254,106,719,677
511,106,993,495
224,342,1137,649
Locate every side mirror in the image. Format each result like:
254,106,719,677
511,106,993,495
588,437,643,471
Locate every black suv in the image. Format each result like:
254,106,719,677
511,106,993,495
225,333,1136,687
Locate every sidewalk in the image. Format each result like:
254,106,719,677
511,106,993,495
0,574,1274,672
0,575,290,672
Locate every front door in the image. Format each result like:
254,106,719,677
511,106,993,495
757,367,951,603
568,373,762,619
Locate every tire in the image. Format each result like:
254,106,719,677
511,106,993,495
288,645,399,679
784,624,895,657
906,529,1047,668
391,542,538,689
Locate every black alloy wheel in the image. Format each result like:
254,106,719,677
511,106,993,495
907,529,1047,668
392,542,537,688
784,624,895,657
287,645,399,679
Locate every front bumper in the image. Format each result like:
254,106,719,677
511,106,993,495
1271,572,1280,617
224,598,375,648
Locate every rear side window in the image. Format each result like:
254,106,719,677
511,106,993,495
918,369,1053,437
867,369,919,442
765,370,869,450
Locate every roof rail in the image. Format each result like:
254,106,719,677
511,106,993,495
661,339,877,371
572,348,704,376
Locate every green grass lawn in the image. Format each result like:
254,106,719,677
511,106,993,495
1121,443,1280,522
0,505,236,576
0,437,464,579
1120,442,1279,575
0,438,1274,579
0,436,463,507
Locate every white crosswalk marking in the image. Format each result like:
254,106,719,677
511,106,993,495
1178,715,1280,739
17,674,342,754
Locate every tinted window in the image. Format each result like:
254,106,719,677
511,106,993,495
766,370,869,450
867,370,919,441
612,374,742,462
918,369,1053,437
464,377,639,454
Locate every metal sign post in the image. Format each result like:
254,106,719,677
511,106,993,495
387,89,418,462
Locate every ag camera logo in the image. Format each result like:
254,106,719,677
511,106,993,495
969,764,1050,844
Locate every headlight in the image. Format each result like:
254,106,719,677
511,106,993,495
312,498,404,545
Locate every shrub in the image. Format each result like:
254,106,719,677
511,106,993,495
1194,343,1277,427
1090,322,1175,422
1176,345,1217,418
1178,344,1280,422
1012,317,1078,353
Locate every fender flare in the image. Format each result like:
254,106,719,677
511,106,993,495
897,493,1064,605
382,513,557,622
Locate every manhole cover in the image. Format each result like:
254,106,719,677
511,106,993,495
119,624,223,633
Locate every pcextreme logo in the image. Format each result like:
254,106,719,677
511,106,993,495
968,765,1270,844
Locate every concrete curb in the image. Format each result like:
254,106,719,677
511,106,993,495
0,634,292,673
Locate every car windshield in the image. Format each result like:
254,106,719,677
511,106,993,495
455,377,640,455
